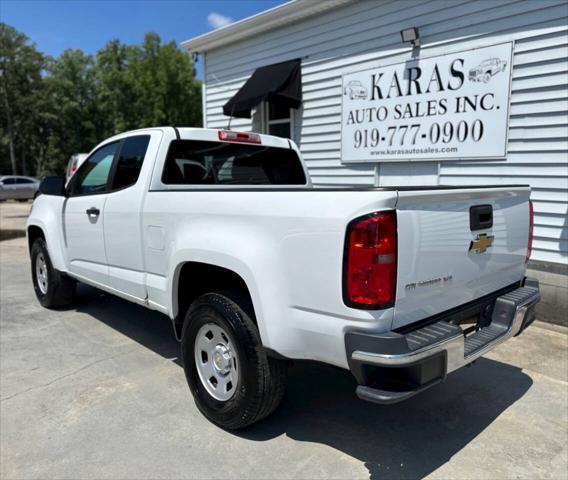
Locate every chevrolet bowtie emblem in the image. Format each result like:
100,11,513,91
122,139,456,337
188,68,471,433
469,233,494,254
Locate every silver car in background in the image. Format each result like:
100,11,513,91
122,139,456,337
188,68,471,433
0,176,40,201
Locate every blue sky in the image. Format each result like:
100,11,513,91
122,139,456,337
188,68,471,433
1,0,285,78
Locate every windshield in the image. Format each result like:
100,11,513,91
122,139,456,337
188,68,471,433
162,140,306,186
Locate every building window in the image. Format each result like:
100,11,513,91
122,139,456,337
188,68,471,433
262,102,293,139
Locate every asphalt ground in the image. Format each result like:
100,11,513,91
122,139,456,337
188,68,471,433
1,201,567,479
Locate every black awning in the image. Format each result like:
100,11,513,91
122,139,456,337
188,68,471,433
223,59,302,119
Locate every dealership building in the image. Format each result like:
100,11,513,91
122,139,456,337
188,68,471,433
183,0,568,321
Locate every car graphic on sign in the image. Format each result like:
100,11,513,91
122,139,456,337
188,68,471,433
343,80,368,100
469,58,507,83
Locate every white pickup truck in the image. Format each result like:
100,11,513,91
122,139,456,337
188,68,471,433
27,127,540,429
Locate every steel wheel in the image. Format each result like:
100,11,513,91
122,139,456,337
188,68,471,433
35,253,49,294
194,323,239,401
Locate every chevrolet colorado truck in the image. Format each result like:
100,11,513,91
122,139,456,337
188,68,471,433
27,127,540,429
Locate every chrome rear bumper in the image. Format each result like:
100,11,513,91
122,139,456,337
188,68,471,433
346,279,540,404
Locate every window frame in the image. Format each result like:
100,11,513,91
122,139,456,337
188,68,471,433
67,135,151,197
67,141,121,198
160,138,308,188
107,135,151,193
261,102,294,140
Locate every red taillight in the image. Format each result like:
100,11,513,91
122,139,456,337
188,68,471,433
344,211,397,309
526,200,534,263
218,130,261,144
70,163,77,174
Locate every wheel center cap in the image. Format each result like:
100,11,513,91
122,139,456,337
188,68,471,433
212,345,231,373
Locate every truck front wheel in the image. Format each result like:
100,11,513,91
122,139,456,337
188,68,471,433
181,292,288,429
30,238,76,308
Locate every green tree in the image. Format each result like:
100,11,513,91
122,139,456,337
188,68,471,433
1,25,202,177
128,33,201,128
0,23,48,175
43,49,98,173
97,33,202,134
96,39,135,136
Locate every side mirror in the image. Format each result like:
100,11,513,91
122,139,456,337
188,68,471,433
39,176,66,196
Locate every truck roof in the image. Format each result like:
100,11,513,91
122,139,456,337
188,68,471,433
102,127,292,151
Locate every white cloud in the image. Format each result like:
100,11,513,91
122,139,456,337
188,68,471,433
207,12,234,29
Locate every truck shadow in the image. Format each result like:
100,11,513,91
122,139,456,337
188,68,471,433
240,359,532,479
74,284,533,480
73,284,181,364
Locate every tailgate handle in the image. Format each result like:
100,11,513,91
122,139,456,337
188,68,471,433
470,205,493,231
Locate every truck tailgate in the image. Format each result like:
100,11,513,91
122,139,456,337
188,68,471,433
393,186,530,330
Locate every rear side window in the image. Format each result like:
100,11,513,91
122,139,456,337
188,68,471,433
112,135,150,190
162,140,306,186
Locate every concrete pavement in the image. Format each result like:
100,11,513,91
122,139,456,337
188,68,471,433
0,201,31,241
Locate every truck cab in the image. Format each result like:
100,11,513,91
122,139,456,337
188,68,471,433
27,126,540,429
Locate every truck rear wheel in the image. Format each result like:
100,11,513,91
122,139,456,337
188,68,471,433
31,238,76,308
181,292,288,430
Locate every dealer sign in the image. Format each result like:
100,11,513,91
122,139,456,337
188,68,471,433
341,43,513,163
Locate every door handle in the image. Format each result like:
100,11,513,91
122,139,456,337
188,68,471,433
86,207,100,217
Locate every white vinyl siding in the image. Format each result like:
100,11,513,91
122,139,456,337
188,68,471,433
202,0,568,265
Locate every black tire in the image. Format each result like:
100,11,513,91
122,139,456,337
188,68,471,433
181,292,288,430
31,237,76,308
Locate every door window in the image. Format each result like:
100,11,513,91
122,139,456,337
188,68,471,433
71,142,119,195
111,135,150,191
